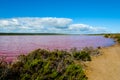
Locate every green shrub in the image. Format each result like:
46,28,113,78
71,47,93,61
0,48,89,80
73,51,91,61
104,34,110,38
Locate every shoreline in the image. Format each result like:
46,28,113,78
85,43,120,80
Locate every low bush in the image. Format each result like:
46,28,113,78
0,48,90,80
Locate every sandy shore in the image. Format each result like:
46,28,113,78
86,44,120,80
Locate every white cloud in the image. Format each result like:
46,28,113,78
68,24,107,33
0,17,107,34
69,24,91,31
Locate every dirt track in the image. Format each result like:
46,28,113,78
86,44,120,80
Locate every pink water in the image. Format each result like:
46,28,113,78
0,35,115,62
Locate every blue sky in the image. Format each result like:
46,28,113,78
0,0,120,34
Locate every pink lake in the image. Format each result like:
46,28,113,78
0,35,115,62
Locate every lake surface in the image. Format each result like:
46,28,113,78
0,35,115,62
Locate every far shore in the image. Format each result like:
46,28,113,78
85,43,120,80
0,33,108,35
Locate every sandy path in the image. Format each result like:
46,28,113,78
86,44,120,80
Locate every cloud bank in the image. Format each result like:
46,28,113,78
0,17,107,34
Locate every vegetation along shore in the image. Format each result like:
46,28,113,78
0,47,99,80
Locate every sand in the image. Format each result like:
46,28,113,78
86,44,120,80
